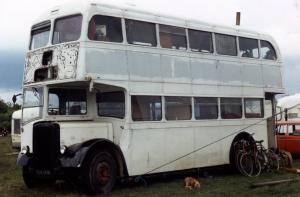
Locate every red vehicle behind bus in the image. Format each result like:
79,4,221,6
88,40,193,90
276,121,300,156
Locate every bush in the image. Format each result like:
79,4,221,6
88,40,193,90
0,98,20,132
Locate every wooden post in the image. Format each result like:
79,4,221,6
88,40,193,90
236,12,241,26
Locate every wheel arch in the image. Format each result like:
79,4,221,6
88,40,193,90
229,132,255,166
81,139,129,177
82,139,128,177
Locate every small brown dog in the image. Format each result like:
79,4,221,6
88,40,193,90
184,177,201,189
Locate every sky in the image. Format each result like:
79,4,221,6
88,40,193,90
0,0,299,101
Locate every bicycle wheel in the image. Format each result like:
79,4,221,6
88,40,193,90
251,156,262,177
257,150,268,172
239,153,254,177
235,151,245,175
267,150,280,171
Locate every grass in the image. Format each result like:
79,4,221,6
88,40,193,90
1,136,300,196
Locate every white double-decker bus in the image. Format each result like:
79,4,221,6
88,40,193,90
17,1,284,194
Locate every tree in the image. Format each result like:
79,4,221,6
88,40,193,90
0,99,8,113
0,97,21,132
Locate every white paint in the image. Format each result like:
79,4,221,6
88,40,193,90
20,1,284,177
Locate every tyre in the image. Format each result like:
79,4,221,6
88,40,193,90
81,150,117,195
23,166,39,188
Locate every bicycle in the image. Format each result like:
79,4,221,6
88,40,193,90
233,139,256,176
239,140,279,177
256,141,279,172
239,140,261,177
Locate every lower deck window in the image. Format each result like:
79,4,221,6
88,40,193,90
244,98,264,118
221,98,242,119
97,91,125,118
165,97,191,120
131,96,162,121
194,97,218,119
48,88,87,115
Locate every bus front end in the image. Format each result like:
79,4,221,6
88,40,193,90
17,10,125,191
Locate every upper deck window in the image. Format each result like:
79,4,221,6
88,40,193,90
188,30,213,53
126,19,157,46
88,15,123,43
159,25,187,50
30,21,51,50
260,40,277,60
215,34,237,56
52,15,82,45
239,37,259,58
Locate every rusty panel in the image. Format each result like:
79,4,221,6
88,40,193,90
24,43,79,84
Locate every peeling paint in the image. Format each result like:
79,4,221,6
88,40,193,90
24,43,79,83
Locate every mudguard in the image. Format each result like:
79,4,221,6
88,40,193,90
60,139,128,176
16,153,30,166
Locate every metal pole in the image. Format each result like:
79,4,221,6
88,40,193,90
236,12,241,26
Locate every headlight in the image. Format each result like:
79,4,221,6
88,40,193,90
60,145,67,155
21,146,29,154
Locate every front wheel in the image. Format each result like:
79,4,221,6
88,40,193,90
81,151,117,195
23,166,39,188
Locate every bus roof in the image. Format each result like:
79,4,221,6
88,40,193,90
33,0,275,41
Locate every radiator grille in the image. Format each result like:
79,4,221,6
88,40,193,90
32,122,60,169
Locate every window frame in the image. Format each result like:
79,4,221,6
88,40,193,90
260,40,277,61
125,19,158,47
220,97,243,119
87,15,124,43
131,95,162,121
165,96,192,121
29,20,51,50
238,37,260,59
215,33,238,56
159,24,187,50
188,29,214,53
96,91,126,119
47,88,87,116
52,14,83,45
194,97,219,120
244,98,264,118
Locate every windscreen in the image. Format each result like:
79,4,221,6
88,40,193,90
48,88,87,115
52,15,82,44
22,87,44,122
